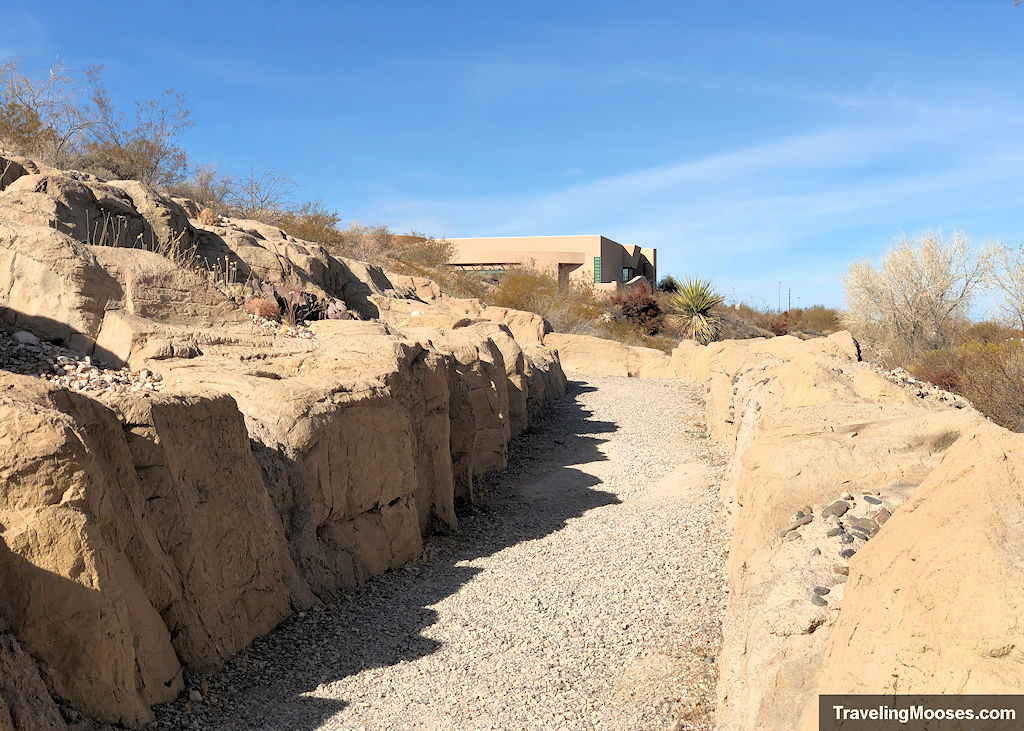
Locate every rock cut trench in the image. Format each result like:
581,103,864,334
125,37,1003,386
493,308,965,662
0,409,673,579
155,377,730,731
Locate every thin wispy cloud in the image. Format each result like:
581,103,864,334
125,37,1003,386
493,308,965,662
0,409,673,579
368,89,1024,306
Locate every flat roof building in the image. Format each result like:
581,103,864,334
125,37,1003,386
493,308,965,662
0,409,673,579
446,235,656,290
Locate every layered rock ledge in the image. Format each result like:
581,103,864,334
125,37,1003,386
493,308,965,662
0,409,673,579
0,158,566,727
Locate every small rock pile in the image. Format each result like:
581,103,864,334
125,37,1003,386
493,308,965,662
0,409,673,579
0,330,165,395
778,488,895,608
248,314,316,339
879,366,971,409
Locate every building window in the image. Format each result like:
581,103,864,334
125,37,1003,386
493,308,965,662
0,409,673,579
622,267,633,282
593,257,602,283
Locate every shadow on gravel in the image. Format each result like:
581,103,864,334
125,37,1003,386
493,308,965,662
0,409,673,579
154,380,621,730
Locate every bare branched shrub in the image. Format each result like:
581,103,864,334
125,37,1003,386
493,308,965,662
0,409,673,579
914,339,1024,432
609,283,664,335
841,231,995,366
0,57,90,165
227,167,298,221
81,67,193,186
167,163,234,212
486,267,604,334
277,199,343,243
307,222,455,271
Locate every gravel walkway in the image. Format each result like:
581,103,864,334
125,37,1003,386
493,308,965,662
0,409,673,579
155,376,731,731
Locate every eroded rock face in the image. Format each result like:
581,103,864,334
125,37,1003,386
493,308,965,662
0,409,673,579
670,332,1024,730
0,630,66,731
545,332,672,378
0,165,567,725
808,429,1024,718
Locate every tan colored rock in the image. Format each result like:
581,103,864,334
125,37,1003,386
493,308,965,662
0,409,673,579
387,272,442,302
104,390,303,670
678,333,1023,730
0,174,146,247
0,377,184,725
105,179,195,252
801,426,1024,727
0,166,569,728
0,156,29,192
0,221,120,352
545,332,672,378
522,345,567,418
0,631,66,730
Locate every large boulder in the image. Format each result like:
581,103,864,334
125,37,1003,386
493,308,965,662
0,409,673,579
0,221,121,352
669,333,1023,730
803,426,1024,726
545,332,672,378
0,174,146,247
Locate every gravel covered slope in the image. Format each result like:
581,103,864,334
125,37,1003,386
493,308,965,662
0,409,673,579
155,376,731,731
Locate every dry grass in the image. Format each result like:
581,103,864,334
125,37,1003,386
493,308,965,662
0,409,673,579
719,303,841,337
242,297,281,321
909,321,1024,432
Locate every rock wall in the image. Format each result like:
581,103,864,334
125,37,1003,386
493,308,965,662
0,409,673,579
0,165,567,726
545,332,673,378
667,332,1024,729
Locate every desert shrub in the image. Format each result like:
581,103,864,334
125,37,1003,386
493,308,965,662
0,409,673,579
487,268,604,334
81,67,193,186
225,167,297,222
841,231,995,367
242,297,281,321
658,275,680,293
278,199,343,244
167,164,234,212
911,337,1024,432
788,305,841,334
763,311,789,336
198,207,220,225
609,284,664,335
672,277,724,344
0,58,90,166
960,320,1020,345
953,340,1024,432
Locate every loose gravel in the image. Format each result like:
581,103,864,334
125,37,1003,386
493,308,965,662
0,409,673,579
0,330,165,394
155,376,731,731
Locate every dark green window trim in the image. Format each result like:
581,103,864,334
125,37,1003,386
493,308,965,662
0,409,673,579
593,257,602,283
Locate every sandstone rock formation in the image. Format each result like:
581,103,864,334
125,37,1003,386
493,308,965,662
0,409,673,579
545,332,672,378
666,331,1024,729
0,163,566,726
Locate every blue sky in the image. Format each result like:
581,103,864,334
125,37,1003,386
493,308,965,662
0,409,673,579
3,1,1023,308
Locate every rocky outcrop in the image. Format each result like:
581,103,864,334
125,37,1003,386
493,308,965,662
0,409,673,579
545,332,672,378
668,332,1024,729
0,166,567,726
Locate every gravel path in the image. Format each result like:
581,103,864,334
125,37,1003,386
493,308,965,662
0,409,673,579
155,376,731,731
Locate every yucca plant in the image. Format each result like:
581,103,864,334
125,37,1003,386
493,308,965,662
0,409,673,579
672,276,724,344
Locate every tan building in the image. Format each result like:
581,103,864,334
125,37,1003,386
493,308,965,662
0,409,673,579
446,235,656,290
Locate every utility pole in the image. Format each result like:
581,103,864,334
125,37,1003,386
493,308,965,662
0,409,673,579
788,288,791,312
778,281,782,312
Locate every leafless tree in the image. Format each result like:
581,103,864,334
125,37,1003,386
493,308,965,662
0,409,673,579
0,57,90,165
991,244,1024,332
841,231,996,365
167,163,235,211
82,66,193,186
227,167,298,220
